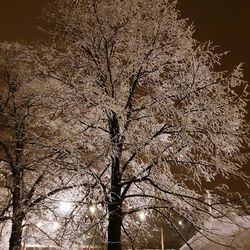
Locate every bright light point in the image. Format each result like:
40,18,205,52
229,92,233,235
59,201,72,213
37,221,43,228
178,220,183,226
138,211,146,221
52,221,60,230
89,204,96,215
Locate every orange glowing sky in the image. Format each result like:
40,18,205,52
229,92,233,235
0,0,249,80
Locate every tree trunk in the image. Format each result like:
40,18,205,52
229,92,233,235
107,199,122,250
9,214,24,250
9,169,24,250
107,112,122,250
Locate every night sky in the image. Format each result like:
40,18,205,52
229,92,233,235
0,1,249,190
0,0,249,82
178,0,250,84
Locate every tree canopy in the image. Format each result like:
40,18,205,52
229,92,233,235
0,0,249,249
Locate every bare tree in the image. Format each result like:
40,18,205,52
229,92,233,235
25,0,250,249
0,43,89,250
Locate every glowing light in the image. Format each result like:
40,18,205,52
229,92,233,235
89,204,96,215
59,201,72,213
138,211,147,221
178,220,183,226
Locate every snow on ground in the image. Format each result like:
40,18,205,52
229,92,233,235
180,216,250,250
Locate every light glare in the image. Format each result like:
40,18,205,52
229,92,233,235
138,211,146,221
89,204,96,215
59,201,72,213
53,221,60,230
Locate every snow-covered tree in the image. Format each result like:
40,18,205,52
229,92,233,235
27,0,250,249
0,43,91,250
0,43,57,249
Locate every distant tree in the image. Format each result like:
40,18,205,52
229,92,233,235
28,0,250,249
0,43,86,250
0,43,55,250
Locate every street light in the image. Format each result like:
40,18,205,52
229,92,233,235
138,210,147,222
160,227,164,250
178,220,183,226
137,211,164,250
89,203,97,215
